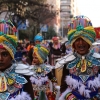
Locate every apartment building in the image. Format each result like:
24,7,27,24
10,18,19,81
46,0,60,34
60,0,80,36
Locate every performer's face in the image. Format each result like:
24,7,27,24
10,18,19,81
32,55,40,65
73,38,90,55
35,40,41,45
53,40,58,44
0,48,12,71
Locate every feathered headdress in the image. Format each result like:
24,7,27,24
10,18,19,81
67,15,96,46
0,20,17,59
0,20,17,35
33,44,49,63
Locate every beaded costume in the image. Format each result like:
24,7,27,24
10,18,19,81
0,64,32,100
30,64,57,100
0,20,34,100
29,45,57,100
55,16,100,100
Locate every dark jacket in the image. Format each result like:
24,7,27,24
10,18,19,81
28,48,33,63
47,71,55,81
49,42,66,56
24,75,34,99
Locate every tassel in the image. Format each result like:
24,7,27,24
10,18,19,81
81,59,87,72
0,76,7,92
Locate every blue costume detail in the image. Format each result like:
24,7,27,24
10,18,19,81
34,34,43,42
0,65,27,100
67,52,100,69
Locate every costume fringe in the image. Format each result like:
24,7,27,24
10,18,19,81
9,92,32,100
64,74,100,99
30,76,48,86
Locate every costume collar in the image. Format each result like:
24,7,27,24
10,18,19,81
0,64,27,91
67,52,100,69
74,52,91,59
32,64,53,76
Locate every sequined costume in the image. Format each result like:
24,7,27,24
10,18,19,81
29,45,57,100
0,63,34,100
55,16,100,100
0,20,34,100
30,64,57,100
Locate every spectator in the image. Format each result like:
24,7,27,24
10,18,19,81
14,46,23,62
26,40,34,52
49,36,66,86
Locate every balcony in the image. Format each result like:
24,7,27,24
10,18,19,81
61,14,70,17
60,9,71,12
60,1,71,5
61,3,71,6
60,6,71,10
60,3,71,6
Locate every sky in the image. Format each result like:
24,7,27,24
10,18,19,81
77,0,100,27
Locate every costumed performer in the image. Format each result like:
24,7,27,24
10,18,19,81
28,33,43,65
0,20,34,100
30,44,57,100
55,15,100,100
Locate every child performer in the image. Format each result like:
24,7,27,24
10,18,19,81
30,44,57,100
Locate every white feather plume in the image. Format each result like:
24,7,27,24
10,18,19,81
30,76,48,86
78,84,86,95
65,76,79,89
9,92,31,100
64,75,100,99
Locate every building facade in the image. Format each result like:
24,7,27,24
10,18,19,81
46,0,60,34
60,0,80,37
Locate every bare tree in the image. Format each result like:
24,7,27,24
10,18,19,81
0,0,58,27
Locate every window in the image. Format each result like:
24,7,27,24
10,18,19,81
61,1,67,3
61,6,70,10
